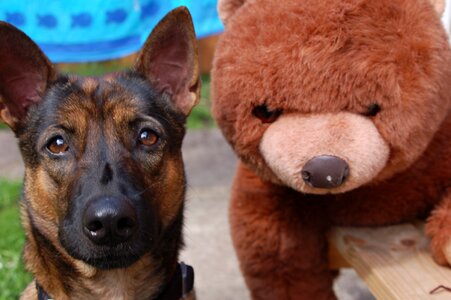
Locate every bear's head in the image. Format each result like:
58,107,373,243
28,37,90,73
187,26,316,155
212,0,451,194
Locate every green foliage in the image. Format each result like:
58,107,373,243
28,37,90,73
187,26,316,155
0,179,30,300
188,74,215,129
57,60,127,77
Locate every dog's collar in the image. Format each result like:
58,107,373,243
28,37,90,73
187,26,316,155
36,282,52,300
36,262,194,300
156,262,195,300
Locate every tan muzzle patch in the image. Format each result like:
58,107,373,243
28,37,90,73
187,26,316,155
260,112,390,194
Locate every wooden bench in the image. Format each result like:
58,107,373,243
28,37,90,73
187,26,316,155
328,223,451,299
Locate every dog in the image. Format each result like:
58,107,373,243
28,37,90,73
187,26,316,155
0,7,199,300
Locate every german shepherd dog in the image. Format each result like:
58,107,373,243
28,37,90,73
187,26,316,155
0,7,199,300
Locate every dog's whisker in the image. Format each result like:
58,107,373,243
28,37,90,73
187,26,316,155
134,186,152,197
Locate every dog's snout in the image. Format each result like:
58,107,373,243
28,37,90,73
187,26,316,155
301,155,349,189
83,196,137,246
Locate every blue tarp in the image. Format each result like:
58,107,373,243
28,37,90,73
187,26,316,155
0,0,224,63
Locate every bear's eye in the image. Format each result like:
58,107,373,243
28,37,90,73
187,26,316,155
252,105,282,123
364,103,381,117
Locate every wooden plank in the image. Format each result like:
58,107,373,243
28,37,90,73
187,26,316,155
328,240,351,269
329,224,451,299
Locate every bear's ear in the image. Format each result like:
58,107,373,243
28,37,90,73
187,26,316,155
218,0,247,25
430,0,445,15
134,6,200,116
0,22,55,131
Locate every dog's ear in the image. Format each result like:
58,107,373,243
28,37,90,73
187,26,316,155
135,7,200,116
0,22,55,130
218,0,247,25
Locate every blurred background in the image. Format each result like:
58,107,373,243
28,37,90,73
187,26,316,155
0,0,450,299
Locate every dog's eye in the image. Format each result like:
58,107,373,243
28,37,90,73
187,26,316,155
138,129,159,146
252,105,282,123
363,103,381,117
47,136,69,154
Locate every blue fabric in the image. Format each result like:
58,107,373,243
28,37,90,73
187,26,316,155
0,0,223,63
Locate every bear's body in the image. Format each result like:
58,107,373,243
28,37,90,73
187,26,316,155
212,0,451,299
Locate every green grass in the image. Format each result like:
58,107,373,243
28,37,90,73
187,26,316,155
0,179,30,300
0,180,21,209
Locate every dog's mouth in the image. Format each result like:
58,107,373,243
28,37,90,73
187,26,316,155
81,244,148,269
59,225,155,269
59,222,155,269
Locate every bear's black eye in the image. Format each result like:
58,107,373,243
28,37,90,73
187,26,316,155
252,105,282,123
364,103,381,117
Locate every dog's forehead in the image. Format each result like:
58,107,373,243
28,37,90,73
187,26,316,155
78,76,99,95
46,74,157,128
75,75,146,109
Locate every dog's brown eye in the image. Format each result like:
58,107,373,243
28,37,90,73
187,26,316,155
47,136,69,154
364,103,381,117
252,105,282,123
138,129,159,146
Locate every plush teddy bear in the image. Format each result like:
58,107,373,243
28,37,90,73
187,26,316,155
211,0,451,299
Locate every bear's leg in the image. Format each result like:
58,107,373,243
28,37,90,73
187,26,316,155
426,188,451,266
230,163,336,300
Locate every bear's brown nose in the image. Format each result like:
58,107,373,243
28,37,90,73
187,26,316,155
301,155,349,189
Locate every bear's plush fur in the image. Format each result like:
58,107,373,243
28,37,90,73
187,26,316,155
212,0,451,299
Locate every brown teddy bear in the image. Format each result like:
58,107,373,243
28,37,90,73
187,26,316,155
211,0,451,299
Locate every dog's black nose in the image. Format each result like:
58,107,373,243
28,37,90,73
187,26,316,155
83,196,137,246
301,155,349,189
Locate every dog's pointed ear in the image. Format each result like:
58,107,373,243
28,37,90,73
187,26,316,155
134,7,200,116
218,0,247,25
0,22,55,130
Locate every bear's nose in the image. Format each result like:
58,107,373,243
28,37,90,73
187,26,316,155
83,196,137,246
301,155,349,189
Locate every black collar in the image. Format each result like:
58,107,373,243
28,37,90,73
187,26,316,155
36,262,194,300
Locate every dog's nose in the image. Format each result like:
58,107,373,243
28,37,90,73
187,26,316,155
83,196,137,246
301,155,349,189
